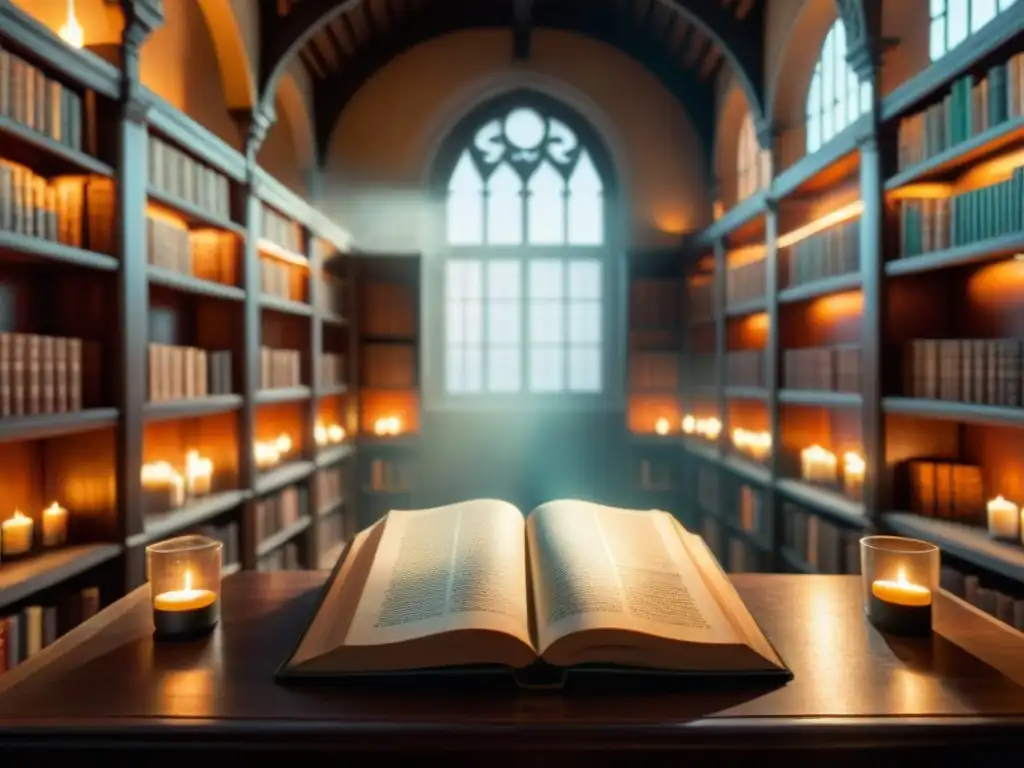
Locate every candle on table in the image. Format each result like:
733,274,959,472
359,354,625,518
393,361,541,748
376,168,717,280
986,496,1019,541
41,502,68,548
868,568,933,636
2,510,33,557
148,535,223,641
654,417,670,436
800,445,837,484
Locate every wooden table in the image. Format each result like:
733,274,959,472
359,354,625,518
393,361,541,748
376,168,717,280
0,573,1023,764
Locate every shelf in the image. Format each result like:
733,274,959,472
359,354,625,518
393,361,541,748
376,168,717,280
0,231,119,272
255,386,311,405
724,297,767,318
147,265,245,302
724,386,768,401
776,478,867,528
256,516,311,558
629,433,681,447
884,232,1024,277
317,496,346,518
147,186,246,236
0,408,119,443
720,454,771,485
318,384,349,397
682,438,720,462
0,116,113,178
316,443,356,467
130,490,249,548
770,120,863,201
698,191,767,246
882,397,1024,428
223,561,242,577
318,540,347,570
0,543,123,611
778,272,861,304
884,512,1024,584
259,294,314,317
255,460,315,496
320,313,348,327
885,115,1024,191
258,239,308,268
778,390,863,407
357,435,420,449
143,395,244,422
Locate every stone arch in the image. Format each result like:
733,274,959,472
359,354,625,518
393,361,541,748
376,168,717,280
195,0,256,110
275,64,316,173
713,71,760,210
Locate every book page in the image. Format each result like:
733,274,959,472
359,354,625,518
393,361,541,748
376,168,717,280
344,499,533,649
527,500,740,653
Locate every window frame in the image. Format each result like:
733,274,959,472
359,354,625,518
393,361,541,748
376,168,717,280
805,18,870,156
736,113,761,202
928,0,1018,62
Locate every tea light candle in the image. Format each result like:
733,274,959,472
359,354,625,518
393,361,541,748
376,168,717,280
41,502,68,548
184,451,213,497
254,441,280,469
987,496,1019,541
2,510,33,557
315,422,328,446
801,445,837,484
141,461,186,508
843,452,866,499
374,416,401,436
275,433,293,455
869,569,933,636
148,535,223,641
654,417,670,436
327,424,345,443
681,415,696,435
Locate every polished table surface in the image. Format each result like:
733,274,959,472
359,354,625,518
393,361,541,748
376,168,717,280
0,572,1023,760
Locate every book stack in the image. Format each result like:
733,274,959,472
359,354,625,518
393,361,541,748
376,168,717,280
725,349,764,388
259,346,301,389
687,278,713,323
0,166,112,251
315,465,344,510
782,218,860,288
725,258,766,307
259,257,299,300
896,52,1024,172
191,230,238,285
147,343,233,401
148,136,231,220
783,343,862,391
317,353,346,389
253,485,305,544
902,338,1022,405
0,586,100,674
0,333,94,416
0,45,84,150
941,565,1024,632
260,205,302,254
896,167,1024,258
367,457,413,493
317,274,345,317
781,503,862,574
627,351,678,391
629,279,680,329
195,520,240,571
257,540,302,571
905,459,984,523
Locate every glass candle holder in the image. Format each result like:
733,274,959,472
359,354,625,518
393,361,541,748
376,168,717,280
147,535,222,641
860,535,939,637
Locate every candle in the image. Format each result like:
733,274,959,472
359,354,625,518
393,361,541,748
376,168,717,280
843,452,865,499
800,445,837,484
654,417,670,436
1,510,33,557
254,442,280,469
374,416,401,436
41,502,68,548
184,451,213,497
327,424,345,443
867,568,933,636
732,428,771,461
275,433,293,455
697,417,721,441
681,415,696,435
315,422,328,446
871,570,932,607
987,496,1020,540
153,570,218,612
141,461,186,508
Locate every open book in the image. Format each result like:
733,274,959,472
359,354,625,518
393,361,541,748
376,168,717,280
279,499,790,686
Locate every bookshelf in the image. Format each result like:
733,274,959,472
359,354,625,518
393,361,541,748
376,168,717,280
679,31,1024,631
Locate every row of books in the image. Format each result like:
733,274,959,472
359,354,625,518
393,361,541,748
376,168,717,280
725,258,766,308
361,343,416,389
147,343,233,402
941,565,1024,633
629,279,681,331
726,349,764,389
0,45,84,152
260,256,304,302
902,337,1022,406
695,460,720,516
783,343,861,392
259,346,302,390
781,217,859,288
363,282,417,340
636,455,674,492
781,502,861,575
733,485,768,541
896,52,1024,171
315,465,346,513
148,135,231,223
687,278,714,324
260,204,302,255
257,540,302,571
904,459,984,523
195,521,241,572
0,163,112,253
147,214,238,286
366,457,414,493
317,275,346,318
627,351,679,392
0,333,92,416
317,352,346,389
0,586,100,674
253,485,306,545
319,509,348,562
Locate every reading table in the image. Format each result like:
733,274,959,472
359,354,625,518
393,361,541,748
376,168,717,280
0,572,1022,764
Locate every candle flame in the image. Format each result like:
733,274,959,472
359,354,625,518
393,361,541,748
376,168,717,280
12,510,26,521
58,0,84,49
896,568,909,586
183,570,192,592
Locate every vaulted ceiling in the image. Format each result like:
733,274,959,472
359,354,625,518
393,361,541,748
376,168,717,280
259,0,767,164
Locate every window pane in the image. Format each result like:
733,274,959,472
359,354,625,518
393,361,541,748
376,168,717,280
569,260,601,299
530,347,563,392
446,260,482,299
446,347,465,393
569,301,601,344
528,162,565,245
464,346,483,392
807,112,821,154
488,347,520,392
488,299,520,344
486,162,523,245
447,152,483,245
859,79,872,114
463,299,483,344
567,152,603,245
930,0,946,16
972,0,997,30
948,0,969,47
530,301,563,344
930,15,947,59
569,347,601,392
846,68,860,127
446,301,464,344
487,259,520,300
529,259,564,299
807,69,822,113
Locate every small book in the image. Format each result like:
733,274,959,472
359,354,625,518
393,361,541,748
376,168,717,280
278,499,791,688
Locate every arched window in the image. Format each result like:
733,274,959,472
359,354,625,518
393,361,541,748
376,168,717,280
929,0,1018,62
805,19,872,155
736,113,761,201
442,98,610,397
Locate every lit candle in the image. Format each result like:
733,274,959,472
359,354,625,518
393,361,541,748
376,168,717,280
654,417,670,436
327,424,345,443
315,422,328,446
41,502,68,548
867,567,933,636
698,417,722,441
254,442,280,469
681,415,696,435
153,570,218,612
800,445,837,484
987,496,1020,541
843,451,866,499
275,433,293,455
141,461,186,508
871,570,932,607
184,450,213,497
1,510,33,557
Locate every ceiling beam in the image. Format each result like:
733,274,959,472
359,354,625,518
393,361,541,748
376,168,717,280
513,0,534,61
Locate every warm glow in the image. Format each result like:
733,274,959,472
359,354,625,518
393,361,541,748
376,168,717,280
726,244,767,269
1,510,34,556
184,451,214,496
712,200,725,221
807,290,863,322
654,211,688,234
777,201,864,249
843,451,865,478
732,428,772,461
966,259,1024,303
681,415,696,434
800,445,838,483
183,569,193,592
327,424,345,442
146,205,189,229
958,147,1024,190
315,422,328,446
41,501,69,547
654,417,670,436
871,570,932,607
986,495,1020,539
373,416,402,436
259,239,309,268
888,183,954,201
315,421,346,446
694,417,722,441
275,433,293,454
254,441,281,469
58,0,84,49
